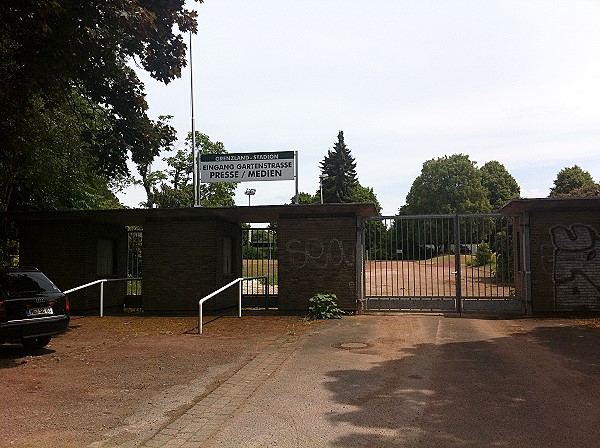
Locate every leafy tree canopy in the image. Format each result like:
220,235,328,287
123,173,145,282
351,184,383,214
2,92,122,211
401,154,492,215
479,160,521,210
0,1,200,211
293,192,319,204
549,165,595,197
557,183,600,197
141,132,237,208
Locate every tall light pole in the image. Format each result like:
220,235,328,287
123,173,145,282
319,174,329,204
245,188,256,206
190,31,199,207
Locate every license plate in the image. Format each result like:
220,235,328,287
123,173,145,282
26,306,54,317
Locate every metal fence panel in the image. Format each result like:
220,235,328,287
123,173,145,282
364,215,521,313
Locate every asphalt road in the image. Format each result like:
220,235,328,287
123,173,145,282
208,314,600,447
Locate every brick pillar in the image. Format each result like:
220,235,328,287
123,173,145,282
278,215,359,311
143,219,242,314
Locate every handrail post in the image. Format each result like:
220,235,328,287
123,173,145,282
63,277,140,318
199,302,203,335
198,276,264,335
100,281,104,318
238,279,242,318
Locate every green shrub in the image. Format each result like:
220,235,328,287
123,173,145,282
307,293,344,320
493,231,514,282
475,242,493,266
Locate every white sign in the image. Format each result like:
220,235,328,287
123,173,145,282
200,151,295,183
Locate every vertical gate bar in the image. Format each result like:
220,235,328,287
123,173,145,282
272,227,276,297
476,217,481,298
389,218,393,300
503,217,510,296
373,220,378,297
370,220,376,297
369,220,377,295
381,219,393,300
375,220,381,297
410,220,415,297
498,217,504,296
376,219,380,299
428,218,433,297
371,220,376,299
467,217,472,299
424,218,428,299
446,216,450,298
496,217,502,293
422,218,426,298
362,222,366,310
479,217,485,298
387,218,392,297
390,218,396,297
490,218,496,297
417,219,422,298
454,214,462,314
411,218,414,301
435,218,440,297
391,218,397,298
433,218,437,298
398,218,403,297
467,217,473,299
364,222,369,299
440,218,445,297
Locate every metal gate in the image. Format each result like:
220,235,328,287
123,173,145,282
126,228,143,308
363,214,522,313
242,226,278,307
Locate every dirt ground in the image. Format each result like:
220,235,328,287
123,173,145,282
0,313,309,448
2,311,599,448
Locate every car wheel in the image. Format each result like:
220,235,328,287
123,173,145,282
22,336,52,350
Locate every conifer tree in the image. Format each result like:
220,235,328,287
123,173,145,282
320,131,358,203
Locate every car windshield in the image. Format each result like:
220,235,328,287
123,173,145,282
0,272,60,298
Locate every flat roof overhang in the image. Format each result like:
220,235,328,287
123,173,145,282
498,197,600,215
4,203,379,227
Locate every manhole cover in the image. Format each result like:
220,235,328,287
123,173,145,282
334,342,370,350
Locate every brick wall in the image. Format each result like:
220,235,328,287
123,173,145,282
142,218,241,314
529,210,600,312
19,221,127,314
278,215,359,311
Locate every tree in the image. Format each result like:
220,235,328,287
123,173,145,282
561,183,600,197
549,165,595,197
0,1,198,211
401,154,492,215
3,93,122,211
479,161,521,210
350,184,383,214
142,132,238,208
293,192,319,204
320,131,358,203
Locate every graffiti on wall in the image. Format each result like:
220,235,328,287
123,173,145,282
550,224,600,308
285,238,354,269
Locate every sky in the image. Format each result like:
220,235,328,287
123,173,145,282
117,0,600,217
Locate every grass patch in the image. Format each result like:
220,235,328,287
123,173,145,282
243,259,278,285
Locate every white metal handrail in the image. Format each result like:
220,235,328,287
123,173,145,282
63,277,142,317
198,276,266,334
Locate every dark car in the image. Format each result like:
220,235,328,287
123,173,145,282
0,267,70,350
